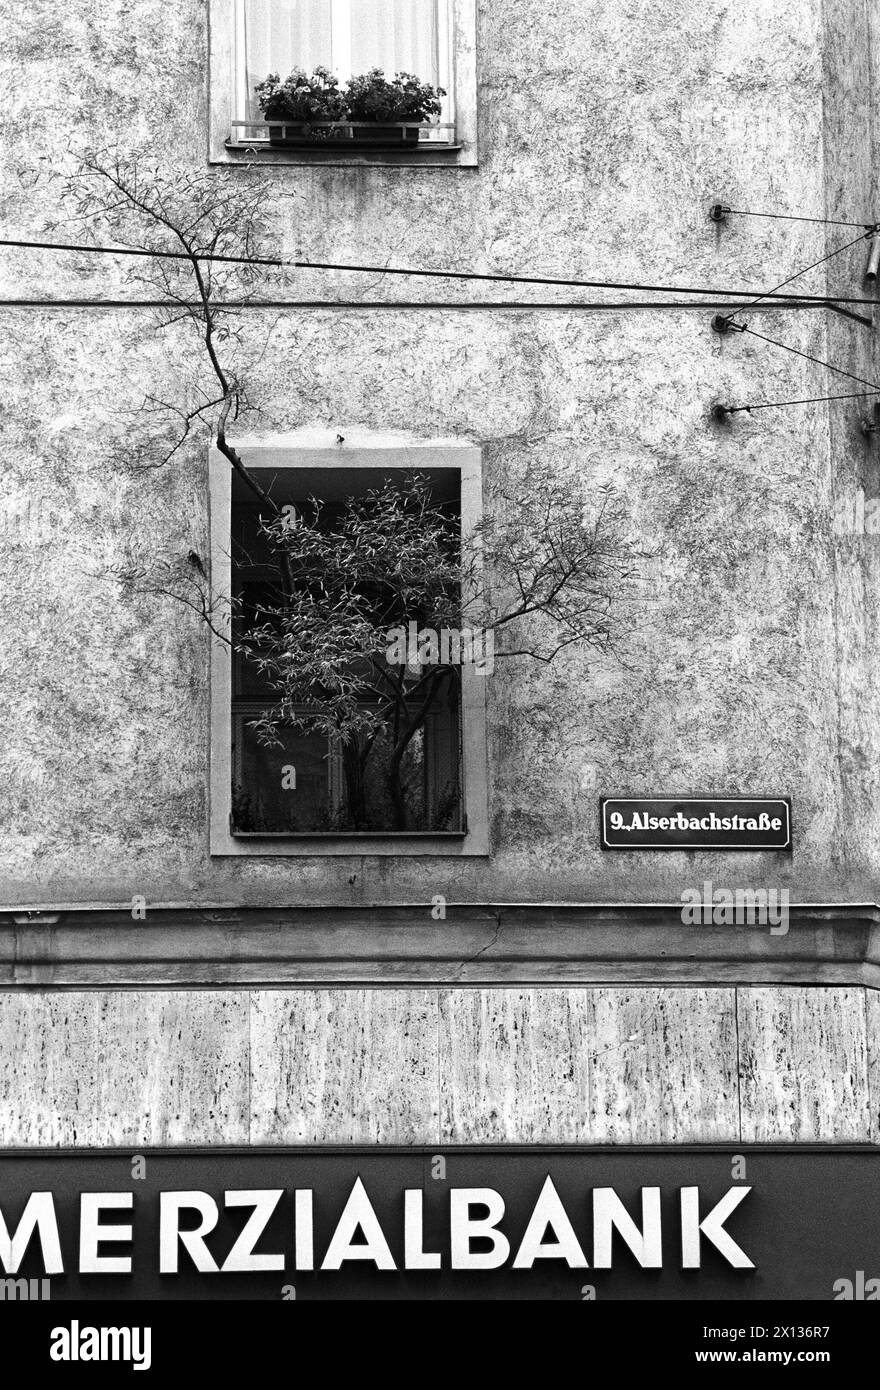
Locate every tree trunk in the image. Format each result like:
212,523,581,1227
342,741,368,829
387,745,408,832
385,671,448,831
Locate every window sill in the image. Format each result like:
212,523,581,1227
231,830,467,838
216,139,471,168
212,828,486,857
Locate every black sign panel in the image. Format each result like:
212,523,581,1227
600,798,792,850
0,1146,875,1301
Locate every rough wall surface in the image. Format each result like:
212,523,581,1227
0,986,874,1145
0,0,878,909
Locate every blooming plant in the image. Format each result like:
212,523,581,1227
254,66,347,124
345,68,445,123
255,66,445,129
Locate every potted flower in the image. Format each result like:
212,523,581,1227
254,66,348,146
345,68,445,145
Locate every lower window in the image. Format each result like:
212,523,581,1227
209,439,488,856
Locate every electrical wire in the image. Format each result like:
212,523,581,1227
0,236,285,267
1,235,878,309
724,209,878,230
731,322,880,393
0,297,865,312
717,228,874,322
719,389,880,416
5,228,878,418
6,233,878,412
716,223,880,409
293,258,878,307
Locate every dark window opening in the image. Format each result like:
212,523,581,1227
230,466,464,835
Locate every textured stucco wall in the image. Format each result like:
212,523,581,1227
823,0,880,889
0,985,876,1145
0,0,878,909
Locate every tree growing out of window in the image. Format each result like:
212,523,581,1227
49,150,643,832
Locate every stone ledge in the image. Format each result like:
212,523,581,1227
0,903,877,987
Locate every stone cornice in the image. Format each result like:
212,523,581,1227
0,902,878,988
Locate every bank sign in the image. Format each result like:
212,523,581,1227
0,1148,876,1300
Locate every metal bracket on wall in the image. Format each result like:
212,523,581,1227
864,231,880,281
711,314,746,335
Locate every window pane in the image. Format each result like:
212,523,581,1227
232,580,287,700
347,1,438,81
244,0,331,93
233,720,335,832
243,0,442,105
232,707,461,833
229,465,464,835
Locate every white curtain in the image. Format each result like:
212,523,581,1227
243,1,441,108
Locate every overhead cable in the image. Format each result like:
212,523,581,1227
1,235,877,310
730,322,880,394
724,209,877,230
716,389,880,416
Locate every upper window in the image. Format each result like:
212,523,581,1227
240,0,450,130
209,0,478,164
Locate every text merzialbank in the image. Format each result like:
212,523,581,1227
0,1179,753,1275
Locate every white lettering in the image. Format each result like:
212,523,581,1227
593,1187,662,1268
321,1177,396,1270
79,1193,133,1274
159,1191,219,1274
450,1189,510,1270
221,1190,284,1273
680,1186,753,1269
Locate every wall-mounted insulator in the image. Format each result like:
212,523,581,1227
861,403,880,436
865,232,880,282
708,202,731,224
711,403,732,422
711,314,734,334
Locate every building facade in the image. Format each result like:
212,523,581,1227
1,0,880,1299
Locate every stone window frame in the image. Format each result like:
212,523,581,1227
208,436,490,856
207,0,479,168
